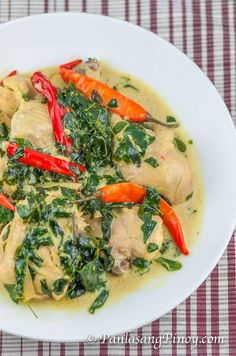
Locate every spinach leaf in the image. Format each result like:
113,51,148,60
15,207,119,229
4,284,19,303
138,187,160,243
186,191,193,201
0,206,14,228
174,138,186,153
78,258,106,292
166,116,176,123
144,157,159,168
113,122,155,166
58,87,113,169
89,289,109,314
40,279,52,298
131,258,152,274
113,76,139,92
53,278,68,295
67,277,85,299
0,123,10,142
147,242,159,253
156,257,182,271
107,99,118,108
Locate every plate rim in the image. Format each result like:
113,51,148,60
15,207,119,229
0,11,236,342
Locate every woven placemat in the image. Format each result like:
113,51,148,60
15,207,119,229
0,1,235,355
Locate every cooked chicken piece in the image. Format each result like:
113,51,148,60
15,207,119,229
109,206,163,274
3,74,36,107
0,156,8,181
0,212,26,284
0,74,37,121
0,86,18,118
10,99,55,150
33,246,67,301
117,122,193,205
0,111,11,127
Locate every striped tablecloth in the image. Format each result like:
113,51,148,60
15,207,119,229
0,1,235,355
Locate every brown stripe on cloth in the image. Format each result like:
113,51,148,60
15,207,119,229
150,0,157,33
125,0,129,22
227,237,236,355
182,0,187,53
64,0,69,12
102,0,108,16
171,309,177,356
192,2,207,355
60,342,65,356
185,297,191,356
137,327,142,356
125,332,130,356
205,2,220,356
20,338,23,356
82,0,86,13
0,331,2,356
137,0,141,26
79,341,84,356
222,0,231,112
192,0,202,68
44,0,48,13
38,341,43,356
184,5,191,353
169,0,173,44
151,320,159,356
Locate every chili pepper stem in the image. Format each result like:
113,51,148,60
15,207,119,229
73,196,96,203
147,114,179,128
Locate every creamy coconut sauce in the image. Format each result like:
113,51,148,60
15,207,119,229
0,62,204,313
32,64,204,312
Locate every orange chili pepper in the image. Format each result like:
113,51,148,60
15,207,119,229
59,67,177,127
159,197,189,255
0,193,15,212
92,182,188,255
97,182,146,203
0,70,17,86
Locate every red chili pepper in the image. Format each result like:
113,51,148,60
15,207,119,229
59,68,178,128
159,198,189,255
59,59,83,70
0,193,15,211
7,142,86,176
31,72,72,150
92,182,188,255
0,70,17,86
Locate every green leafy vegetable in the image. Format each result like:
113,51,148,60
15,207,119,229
58,86,113,169
22,93,31,102
107,99,118,108
0,206,14,228
113,121,155,166
138,187,160,243
147,242,159,253
144,157,159,168
113,76,139,92
174,138,186,153
156,257,182,271
186,191,193,201
4,284,19,303
89,289,109,314
166,116,176,123
53,278,68,295
131,258,152,274
40,280,52,297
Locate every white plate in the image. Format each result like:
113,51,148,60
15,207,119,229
0,12,236,342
